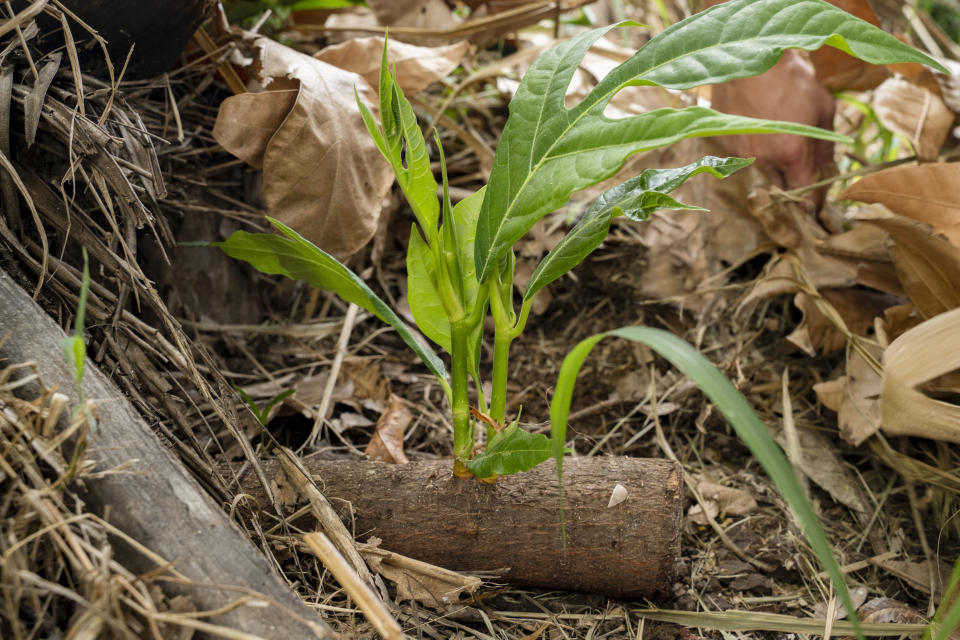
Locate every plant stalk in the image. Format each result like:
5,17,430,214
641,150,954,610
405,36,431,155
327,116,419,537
450,322,473,477
488,272,515,429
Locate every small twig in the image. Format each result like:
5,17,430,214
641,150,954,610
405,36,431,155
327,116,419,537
303,532,403,640
306,303,360,448
277,448,375,589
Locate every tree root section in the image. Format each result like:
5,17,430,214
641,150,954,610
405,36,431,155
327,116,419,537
238,455,684,598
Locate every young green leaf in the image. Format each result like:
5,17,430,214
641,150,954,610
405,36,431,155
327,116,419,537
407,225,451,350
550,326,864,638
214,218,448,388
407,189,487,356
355,41,439,238
61,247,89,403
465,421,553,478
523,157,751,302
475,0,945,281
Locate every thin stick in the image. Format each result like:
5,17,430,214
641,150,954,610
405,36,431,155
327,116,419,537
303,532,403,640
277,448,375,589
306,303,360,448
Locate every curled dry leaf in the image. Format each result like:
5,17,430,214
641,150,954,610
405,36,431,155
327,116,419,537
873,77,953,162
214,38,390,258
365,394,413,464
214,37,465,259
854,204,960,318
876,559,954,598
882,305,960,443
816,223,902,295
360,537,482,609
843,164,960,248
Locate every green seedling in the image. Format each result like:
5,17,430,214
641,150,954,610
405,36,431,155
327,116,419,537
61,247,95,432
235,386,296,452
214,1,943,634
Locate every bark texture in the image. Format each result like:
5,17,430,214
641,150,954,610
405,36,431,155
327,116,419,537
0,271,331,638
242,455,684,597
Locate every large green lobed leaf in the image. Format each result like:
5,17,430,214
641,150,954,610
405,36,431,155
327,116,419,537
474,0,945,281
215,218,448,385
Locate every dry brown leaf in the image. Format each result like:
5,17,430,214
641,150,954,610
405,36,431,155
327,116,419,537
314,37,468,96
809,0,890,91
774,426,872,514
816,223,903,295
687,481,757,524
365,394,412,464
360,538,482,609
367,0,455,31
858,597,927,625
817,223,891,262
739,190,857,309
814,377,846,413
875,303,922,345
213,89,299,169
844,164,960,247
882,305,960,443
786,289,888,356
814,344,883,446
873,77,953,161
855,204,960,318
214,37,392,258
874,559,953,598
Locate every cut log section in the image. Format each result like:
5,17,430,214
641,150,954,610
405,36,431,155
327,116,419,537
240,455,684,598
0,271,332,638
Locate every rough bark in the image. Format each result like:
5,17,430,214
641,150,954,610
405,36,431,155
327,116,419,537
240,455,684,598
0,271,331,638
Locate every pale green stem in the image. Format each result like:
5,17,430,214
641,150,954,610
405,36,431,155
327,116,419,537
488,276,515,430
450,323,473,471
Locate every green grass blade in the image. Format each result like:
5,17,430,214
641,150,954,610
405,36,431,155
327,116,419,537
550,326,863,638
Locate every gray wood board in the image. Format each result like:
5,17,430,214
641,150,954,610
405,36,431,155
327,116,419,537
0,270,332,638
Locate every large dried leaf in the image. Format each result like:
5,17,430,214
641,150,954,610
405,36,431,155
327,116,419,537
873,77,953,162
213,89,299,169
855,204,960,318
315,37,467,95
844,164,960,247
882,306,960,443
214,37,391,258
